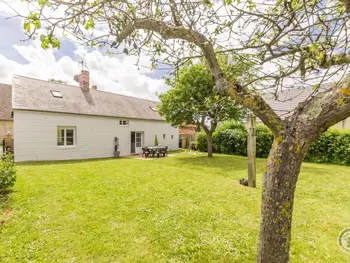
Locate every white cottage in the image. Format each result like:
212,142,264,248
11,72,179,162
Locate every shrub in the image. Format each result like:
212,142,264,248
197,123,350,166
197,129,247,156
217,121,247,133
305,130,350,165
154,135,159,146
255,126,274,158
197,133,208,152
214,129,247,155
0,153,16,194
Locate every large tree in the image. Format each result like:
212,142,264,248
158,60,244,157
15,0,350,262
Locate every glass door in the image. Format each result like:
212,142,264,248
135,132,142,154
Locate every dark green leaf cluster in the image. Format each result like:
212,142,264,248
0,153,17,194
306,130,350,165
198,125,350,165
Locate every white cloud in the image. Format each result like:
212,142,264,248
0,33,167,101
0,1,168,101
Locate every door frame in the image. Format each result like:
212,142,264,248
131,131,143,154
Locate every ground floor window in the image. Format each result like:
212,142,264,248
57,126,76,146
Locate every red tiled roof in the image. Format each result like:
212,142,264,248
179,126,196,135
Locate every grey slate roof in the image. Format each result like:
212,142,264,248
262,84,332,118
0,83,12,120
12,75,163,121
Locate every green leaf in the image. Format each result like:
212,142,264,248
38,0,48,8
24,21,30,32
40,34,46,42
84,17,95,30
34,20,41,29
41,42,49,49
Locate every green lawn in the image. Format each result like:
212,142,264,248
0,153,349,262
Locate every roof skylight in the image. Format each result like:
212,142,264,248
51,90,63,98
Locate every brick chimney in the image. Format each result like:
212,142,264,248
92,85,97,90
79,70,89,91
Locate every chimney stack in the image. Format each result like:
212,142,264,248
79,70,89,91
92,85,97,90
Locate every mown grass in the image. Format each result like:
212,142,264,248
0,152,349,262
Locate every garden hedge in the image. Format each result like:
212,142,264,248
197,126,350,165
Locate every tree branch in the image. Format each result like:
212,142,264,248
296,74,350,142
116,18,223,80
116,17,283,135
169,0,182,26
320,53,350,68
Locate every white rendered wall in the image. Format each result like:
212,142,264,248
13,110,179,162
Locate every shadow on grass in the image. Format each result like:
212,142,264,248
16,157,124,166
173,154,248,170
17,150,185,166
0,190,13,210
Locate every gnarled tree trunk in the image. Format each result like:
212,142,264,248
255,77,350,262
257,128,310,263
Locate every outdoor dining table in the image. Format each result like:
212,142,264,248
143,146,167,158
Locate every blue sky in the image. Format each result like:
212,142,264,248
0,6,169,101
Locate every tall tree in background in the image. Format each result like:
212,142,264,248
158,59,244,157
14,0,350,262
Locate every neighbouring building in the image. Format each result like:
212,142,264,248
179,123,197,149
0,84,13,149
11,72,179,162
262,85,350,130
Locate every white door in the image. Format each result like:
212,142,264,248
135,132,143,154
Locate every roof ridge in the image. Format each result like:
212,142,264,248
13,75,158,103
0,83,12,87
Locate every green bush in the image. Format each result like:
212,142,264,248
197,129,248,156
305,130,350,165
217,121,247,133
0,153,16,194
255,126,274,158
214,129,247,155
197,124,350,165
197,133,208,152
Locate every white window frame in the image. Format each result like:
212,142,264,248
57,126,76,148
119,120,129,126
136,132,142,147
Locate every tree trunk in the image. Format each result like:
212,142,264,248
257,132,308,263
207,133,213,158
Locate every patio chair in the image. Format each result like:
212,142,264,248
142,147,150,158
155,147,162,158
158,147,165,157
164,146,168,157
150,148,156,158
